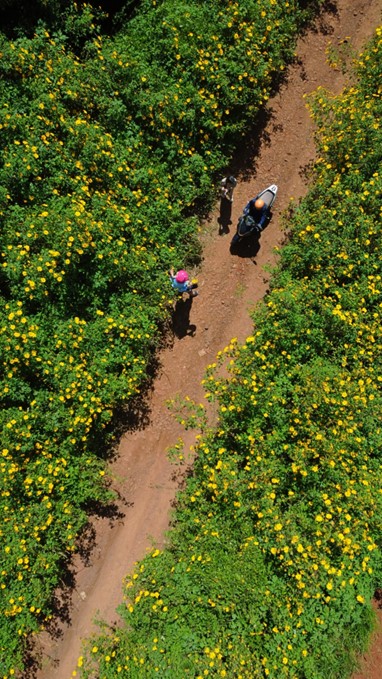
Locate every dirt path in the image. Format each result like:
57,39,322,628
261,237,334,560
34,2,382,677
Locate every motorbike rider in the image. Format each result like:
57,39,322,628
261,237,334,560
244,197,268,230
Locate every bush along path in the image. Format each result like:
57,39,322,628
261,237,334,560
27,2,382,678
0,1,324,675
79,20,382,679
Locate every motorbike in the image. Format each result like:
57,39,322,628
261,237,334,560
230,184,278,247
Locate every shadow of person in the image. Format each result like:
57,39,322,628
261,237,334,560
172,296,197,339
218,198,232,235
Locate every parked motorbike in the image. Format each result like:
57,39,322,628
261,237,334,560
230,184,278,247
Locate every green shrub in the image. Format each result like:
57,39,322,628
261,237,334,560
80,26,382,679
0,0,316,673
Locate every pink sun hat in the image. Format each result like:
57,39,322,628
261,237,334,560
175,270,189,283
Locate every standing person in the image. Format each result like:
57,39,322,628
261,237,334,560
169,268,198,298
220,175,237,203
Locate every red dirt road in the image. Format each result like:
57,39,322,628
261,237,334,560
34,2,382,678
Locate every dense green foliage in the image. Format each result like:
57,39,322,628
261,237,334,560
80,27,382,679
0,0,316,674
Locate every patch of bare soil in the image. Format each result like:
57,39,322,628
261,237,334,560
32,2,382,678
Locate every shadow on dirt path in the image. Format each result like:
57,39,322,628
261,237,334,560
31,1,382,678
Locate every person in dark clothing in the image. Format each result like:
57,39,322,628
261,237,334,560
243,197,268,230
220,175,237,202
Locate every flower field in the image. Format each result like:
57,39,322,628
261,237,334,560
79,26,382,679
0,0,318,674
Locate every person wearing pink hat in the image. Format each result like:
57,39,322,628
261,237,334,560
169,268,198,298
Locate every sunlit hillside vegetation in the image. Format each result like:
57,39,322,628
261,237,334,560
80,25,382,679
0,0,321,674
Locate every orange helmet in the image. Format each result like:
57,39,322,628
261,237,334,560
255,199,265,209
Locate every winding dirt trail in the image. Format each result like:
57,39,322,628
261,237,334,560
34,2,382,677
